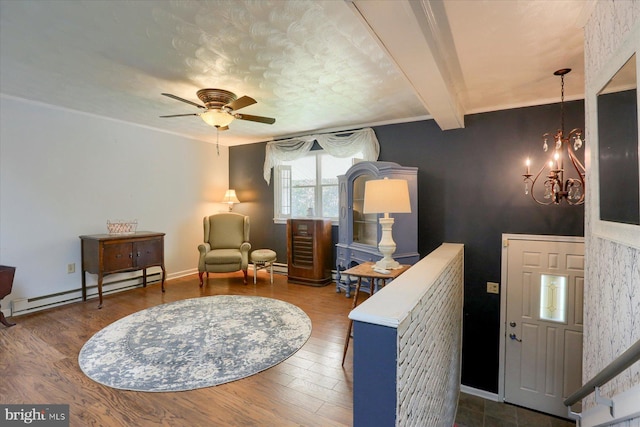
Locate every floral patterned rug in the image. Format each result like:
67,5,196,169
78,295,312,392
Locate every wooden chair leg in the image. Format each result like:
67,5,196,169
253,263,258,285
198,271,204,287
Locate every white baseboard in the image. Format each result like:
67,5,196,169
460,385,500,402
167,268,198,280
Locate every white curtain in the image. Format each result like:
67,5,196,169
263,128,380,184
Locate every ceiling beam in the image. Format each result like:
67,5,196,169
347,0,465,130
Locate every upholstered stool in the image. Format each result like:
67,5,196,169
251,249,277,284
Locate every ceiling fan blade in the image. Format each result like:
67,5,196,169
235,113,276,124
159,113,199,118
226,95,256,111
161,93,206,109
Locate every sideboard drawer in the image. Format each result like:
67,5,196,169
353,253,376,263
135,238,163,268
103,242,133,272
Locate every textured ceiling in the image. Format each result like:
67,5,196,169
0,0,591,146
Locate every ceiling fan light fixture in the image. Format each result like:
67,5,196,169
161,89,274,128
200,109,235,128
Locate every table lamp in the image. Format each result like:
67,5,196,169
362,177,411,270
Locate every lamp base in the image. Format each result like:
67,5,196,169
373,258,400,270
374,216,400,270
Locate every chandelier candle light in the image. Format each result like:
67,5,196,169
222,189,240,211
523,68,586,205
363,177,412,271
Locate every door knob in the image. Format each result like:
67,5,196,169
509,322,516,327
509,333,522,342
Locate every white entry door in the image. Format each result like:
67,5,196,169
503,236,584,418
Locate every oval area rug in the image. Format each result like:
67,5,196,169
78,295,312,392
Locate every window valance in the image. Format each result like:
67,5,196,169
263,128,380,184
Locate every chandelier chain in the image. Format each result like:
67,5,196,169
560,74,565,135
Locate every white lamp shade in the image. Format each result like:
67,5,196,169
222,189,240,204
200,109,235,128
362,178,411,214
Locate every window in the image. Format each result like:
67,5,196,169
539,274,567,323
274,151,360,221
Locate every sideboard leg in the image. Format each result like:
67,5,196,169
0,304,16,327
81,271,87,301
97,274,103,309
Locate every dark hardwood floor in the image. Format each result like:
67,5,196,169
0,272,358,427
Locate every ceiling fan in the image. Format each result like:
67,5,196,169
160,89,275,130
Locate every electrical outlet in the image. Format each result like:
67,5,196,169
67,263,75,274
487,282,499,294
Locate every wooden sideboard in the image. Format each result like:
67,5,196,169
79,232,165,308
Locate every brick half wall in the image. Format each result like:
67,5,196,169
350,243,464,426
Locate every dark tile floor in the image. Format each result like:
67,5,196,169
456,392,576,427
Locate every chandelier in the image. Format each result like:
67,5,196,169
523,68,585,205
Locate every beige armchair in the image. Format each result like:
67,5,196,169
198,213,251,286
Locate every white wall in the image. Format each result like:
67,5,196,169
0,95,229,313
583,0,640,422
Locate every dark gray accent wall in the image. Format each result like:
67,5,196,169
230,100,585,393
228,143,287,263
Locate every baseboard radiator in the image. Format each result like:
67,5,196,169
349,243,464,427
270,262,289,275
7,264,339,317
10,271,164,315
